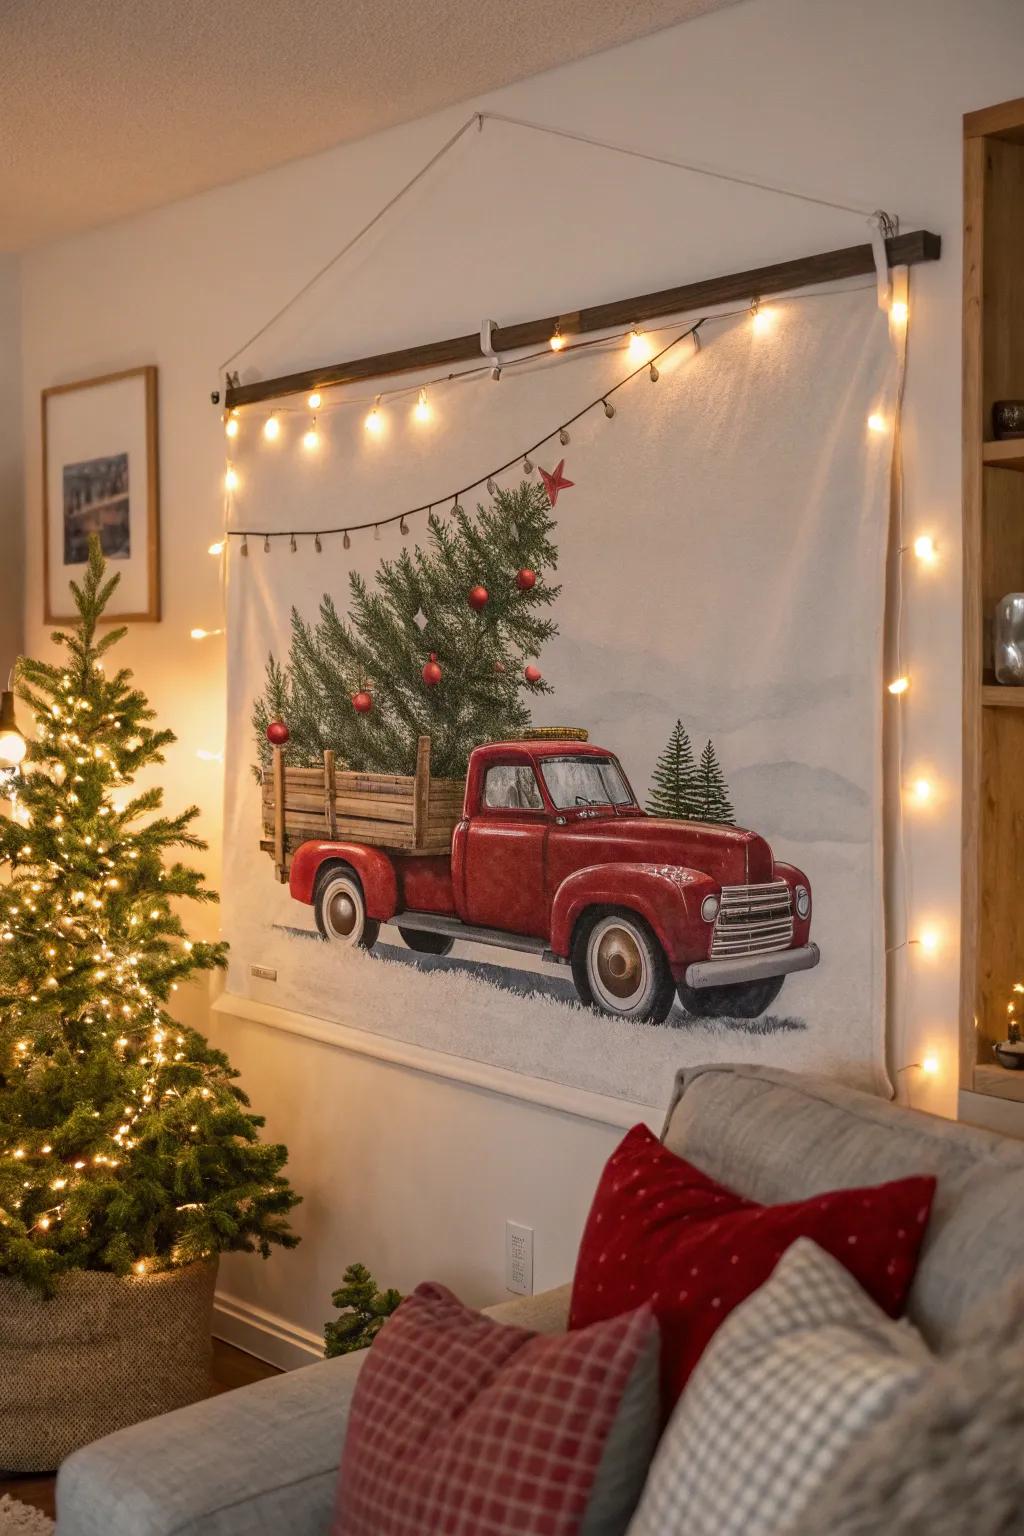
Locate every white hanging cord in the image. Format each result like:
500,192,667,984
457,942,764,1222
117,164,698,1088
479,111,888,222
217,113,484,375
868,211,898,310
216,111,898,380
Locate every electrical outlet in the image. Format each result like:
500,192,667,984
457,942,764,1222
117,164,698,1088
250,964,277,982
505,1221,534,1296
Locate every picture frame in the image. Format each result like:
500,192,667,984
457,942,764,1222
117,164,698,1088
42,365,160,623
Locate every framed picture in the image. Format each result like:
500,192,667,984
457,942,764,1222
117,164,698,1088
42,365,160,623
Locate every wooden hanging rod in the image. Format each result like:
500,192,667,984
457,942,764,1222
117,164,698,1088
224,229,941,410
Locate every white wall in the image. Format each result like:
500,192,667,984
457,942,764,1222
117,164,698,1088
16,0,1024,1360
0,256,22,671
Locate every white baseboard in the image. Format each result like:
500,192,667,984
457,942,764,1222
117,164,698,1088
214,1288,323,1372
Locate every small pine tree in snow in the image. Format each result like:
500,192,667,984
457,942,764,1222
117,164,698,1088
646,719,700,820
695,739,736,825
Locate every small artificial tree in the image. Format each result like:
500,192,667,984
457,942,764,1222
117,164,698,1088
694,738,736,825
646,719,700,820
324,1262,403,1356
0,540,299,1295
253,480,561,779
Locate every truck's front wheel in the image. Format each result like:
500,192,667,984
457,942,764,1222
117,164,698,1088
571,908,675,1024
314,867,380,950
675,975,785,1019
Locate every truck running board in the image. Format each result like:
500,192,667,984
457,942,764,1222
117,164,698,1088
392,910,553,959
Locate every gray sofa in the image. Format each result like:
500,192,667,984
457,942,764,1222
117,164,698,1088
56,1063,1024,1535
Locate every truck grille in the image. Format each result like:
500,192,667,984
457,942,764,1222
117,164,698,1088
710,881,794,958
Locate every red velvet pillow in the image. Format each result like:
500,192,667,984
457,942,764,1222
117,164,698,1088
569,1124,936,1408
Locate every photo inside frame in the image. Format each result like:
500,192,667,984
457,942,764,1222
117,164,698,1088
43,369,156,621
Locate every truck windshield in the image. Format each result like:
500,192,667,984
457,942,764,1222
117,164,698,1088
539,756,635,809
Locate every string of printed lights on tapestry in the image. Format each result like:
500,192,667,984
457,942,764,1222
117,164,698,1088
194,109,945,1097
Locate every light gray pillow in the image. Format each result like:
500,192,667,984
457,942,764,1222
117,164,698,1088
627,1239,930,1536
787,1276,1024,1536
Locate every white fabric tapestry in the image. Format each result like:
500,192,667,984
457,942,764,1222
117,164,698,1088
222,286,898,1111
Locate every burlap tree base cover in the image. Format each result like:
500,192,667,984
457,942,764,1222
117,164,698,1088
0,1260,217,1473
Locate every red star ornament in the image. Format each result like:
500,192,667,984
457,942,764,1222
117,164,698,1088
538,459,574,507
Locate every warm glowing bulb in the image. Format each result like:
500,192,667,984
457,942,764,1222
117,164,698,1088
365,404,383,435
751,305,774,336
918,928,940,955
627,328,652,361
549,326,566,352
891,299,909,325
263,415,280,442
207,540,224,557
224,416,239,439
307,392,321,410
0,730,26,766
224,467,239,492
913,535,938,564
867,412,888,434
133,1259,148,1275
887,676,910,696
909,777,932,804
303,423,320,451
413,389,431,423
920,1052,939,1076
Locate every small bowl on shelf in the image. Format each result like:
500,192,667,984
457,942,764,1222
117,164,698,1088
993,401,1024,440
993,1041,1024,1071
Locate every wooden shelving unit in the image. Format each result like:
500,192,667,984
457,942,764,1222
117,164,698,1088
961,97,1024,1125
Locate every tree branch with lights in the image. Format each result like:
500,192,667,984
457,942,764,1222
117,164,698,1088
0,538,299,1294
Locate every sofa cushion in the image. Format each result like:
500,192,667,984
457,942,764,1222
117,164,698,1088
661,1064,1024,1348
627,1240,930,1536
569,1122,934,1406
332,1282,660,1536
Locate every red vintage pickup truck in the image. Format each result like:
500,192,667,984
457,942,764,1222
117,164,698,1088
288,740,819,1023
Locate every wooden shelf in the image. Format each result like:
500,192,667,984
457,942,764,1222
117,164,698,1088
983,440,1024,472
961,96,1024,1109
982,685,1024,708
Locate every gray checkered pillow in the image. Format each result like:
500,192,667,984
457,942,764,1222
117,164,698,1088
627,1238,931,1536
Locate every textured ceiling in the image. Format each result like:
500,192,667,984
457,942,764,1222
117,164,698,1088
1,0,739,251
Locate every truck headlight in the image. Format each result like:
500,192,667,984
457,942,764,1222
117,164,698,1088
700,894,720,924
795,885,810,919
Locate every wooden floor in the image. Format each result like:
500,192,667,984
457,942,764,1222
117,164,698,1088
0,1340,280,1521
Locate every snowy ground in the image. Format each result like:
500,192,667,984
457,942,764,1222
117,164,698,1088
222,917,877,1114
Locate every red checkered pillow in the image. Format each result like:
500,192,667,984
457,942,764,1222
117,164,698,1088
569,1124,936,1409
332,1282,659,1536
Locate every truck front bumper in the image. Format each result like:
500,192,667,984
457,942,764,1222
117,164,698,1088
683,942,820,990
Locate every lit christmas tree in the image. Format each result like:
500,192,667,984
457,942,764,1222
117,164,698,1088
694,738,736,825
254,480,561,779
646,719,700,820
0,540,299,1293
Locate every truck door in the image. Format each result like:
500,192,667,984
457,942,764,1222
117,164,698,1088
462,761,549,937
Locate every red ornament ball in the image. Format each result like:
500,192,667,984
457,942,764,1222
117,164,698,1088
352,691,373,715
468,584,489,612
516,568,537,592
524,665,543,684
422,653,443,688
266,720,290,745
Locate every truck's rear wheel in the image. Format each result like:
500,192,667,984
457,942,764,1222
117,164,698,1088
676,975,785,1019
314,867,380,949
571,908,675,1024
397,926,454,956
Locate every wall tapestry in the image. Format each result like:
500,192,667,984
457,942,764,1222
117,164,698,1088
222,286,898,1111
